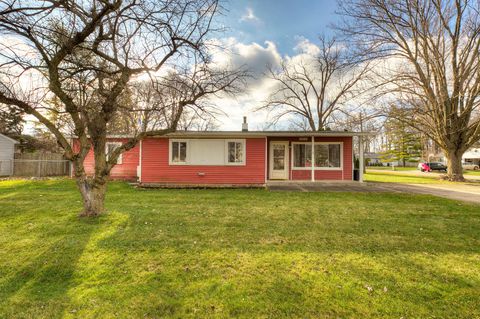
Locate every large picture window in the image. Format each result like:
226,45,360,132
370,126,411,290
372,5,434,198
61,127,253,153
169,139,245,165
315,144,341,168
293,142,342,169
293,144,312,168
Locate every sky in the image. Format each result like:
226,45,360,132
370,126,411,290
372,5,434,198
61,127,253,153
18,0,342,133
209,0,341,130
222,0,338,55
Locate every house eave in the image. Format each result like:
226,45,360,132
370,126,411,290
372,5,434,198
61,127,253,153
162,131,374,138
68,131,374,139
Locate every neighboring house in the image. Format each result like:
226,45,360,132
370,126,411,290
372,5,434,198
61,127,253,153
0,133,19,176
72,127,368,185
463,147,480,166
364,152,384,166
366,152,420,167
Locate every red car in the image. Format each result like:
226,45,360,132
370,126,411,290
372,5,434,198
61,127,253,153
418,162,448,172
419,162,431,172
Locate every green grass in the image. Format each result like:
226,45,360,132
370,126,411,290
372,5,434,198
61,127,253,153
364,171,446,184
1,179,480,318
465,170,480,176
365,171,480,184
368,166,480,176
367,166,417,171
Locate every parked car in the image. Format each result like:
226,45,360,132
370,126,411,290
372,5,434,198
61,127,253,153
418,162,431,172
462,161,480,170
417,162,447,172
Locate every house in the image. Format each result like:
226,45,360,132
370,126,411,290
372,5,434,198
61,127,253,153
72,123,368,186
364,152,384,166
462,147,480,167
0,133,19,176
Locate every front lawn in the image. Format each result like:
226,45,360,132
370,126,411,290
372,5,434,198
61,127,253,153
1,179,479,318
365,171,480,185
465,170,480,176
364,171,447,184
366,166,417,171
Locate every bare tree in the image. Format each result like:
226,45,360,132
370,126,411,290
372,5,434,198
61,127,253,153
0,104,23,135
0,0,246,216
338,0,480,181
258,36,370,131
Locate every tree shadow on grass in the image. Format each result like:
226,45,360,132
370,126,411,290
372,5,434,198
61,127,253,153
0,216,102,319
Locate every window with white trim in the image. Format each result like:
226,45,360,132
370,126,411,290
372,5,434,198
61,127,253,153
171,140,188,163
314,144,341,168
169,139,246,165
106,142,122,164
292,142,342,169
226,140,245,164
293,144,312,168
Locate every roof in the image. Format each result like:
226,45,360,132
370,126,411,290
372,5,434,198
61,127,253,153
163,130,372,138
0,133,19,144
364,152,382,158
69,130,373,139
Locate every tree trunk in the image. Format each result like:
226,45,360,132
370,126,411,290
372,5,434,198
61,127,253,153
77,178,107,217
446,151,465,182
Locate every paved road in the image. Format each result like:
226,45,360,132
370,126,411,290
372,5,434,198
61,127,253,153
267,181,480,205
367,168,480,181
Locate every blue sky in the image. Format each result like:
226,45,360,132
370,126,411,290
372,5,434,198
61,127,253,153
221,0,339,55
205,0,343,130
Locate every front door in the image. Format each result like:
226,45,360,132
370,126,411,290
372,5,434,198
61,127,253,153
269,141,289,180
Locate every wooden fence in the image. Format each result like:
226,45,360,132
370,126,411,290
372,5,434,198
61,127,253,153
13,152,70,177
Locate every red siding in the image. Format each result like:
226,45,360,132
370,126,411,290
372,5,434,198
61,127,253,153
73,138,140,180
141,138,266,185
268,136,353,181
74,134,353,184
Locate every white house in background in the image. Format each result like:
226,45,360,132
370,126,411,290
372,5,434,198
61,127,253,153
0,133,18,176
463,147,480,168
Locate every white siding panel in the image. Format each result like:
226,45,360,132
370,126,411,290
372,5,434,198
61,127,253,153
189,139,225,165
0,134,15,176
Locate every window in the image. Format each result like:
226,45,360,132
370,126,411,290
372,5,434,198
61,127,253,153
315,144,341,168
292,142,342,169
293,144,312,168
169,139,246,165
106,142,122,164
226,140,245,164
171,140,187,164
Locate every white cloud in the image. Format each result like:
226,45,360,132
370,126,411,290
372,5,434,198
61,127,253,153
208,36,371,131
240,7,260,23
207,38,283,130
293,37,321,57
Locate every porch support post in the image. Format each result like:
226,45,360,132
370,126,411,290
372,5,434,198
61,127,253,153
359,136,364,182
311,135,315,182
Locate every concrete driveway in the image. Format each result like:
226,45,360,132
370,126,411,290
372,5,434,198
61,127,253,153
267,181,480,204
369,182,480,204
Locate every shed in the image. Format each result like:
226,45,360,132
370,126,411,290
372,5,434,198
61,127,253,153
0,133,19,176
